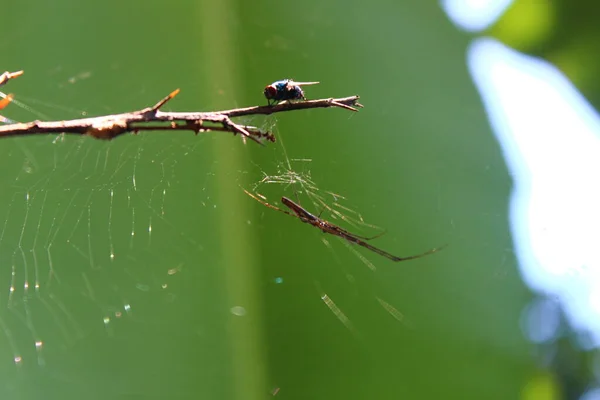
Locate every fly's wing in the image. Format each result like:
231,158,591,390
289,81,320,87
285,81,320,100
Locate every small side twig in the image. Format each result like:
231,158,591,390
0,70,23,88
0,79,363,144
149,88,181,112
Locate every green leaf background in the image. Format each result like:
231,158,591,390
2,0,588,399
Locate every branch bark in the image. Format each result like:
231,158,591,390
0,74,363,145
0,70,23,87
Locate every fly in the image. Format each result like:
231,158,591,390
264,79,319,106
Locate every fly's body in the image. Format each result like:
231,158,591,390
264,79,319,106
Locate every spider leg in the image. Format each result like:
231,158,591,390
327,223,387,241
293,191,302,205
317,205,327,218
309,197,386,240
339,230,445,262
342,229,386,241
242,188,294,217
386,244,447,262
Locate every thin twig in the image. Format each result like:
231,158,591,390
0,82,363,144
0,70,23,88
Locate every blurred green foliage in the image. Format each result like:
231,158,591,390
493,0,600,106
1,0,596,399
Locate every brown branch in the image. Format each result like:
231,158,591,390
0,85,363,144
0,70,23,88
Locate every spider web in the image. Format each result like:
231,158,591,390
246,130,419,334
0,92,433,391
0,96,216,370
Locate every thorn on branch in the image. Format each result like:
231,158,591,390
150,88,180,112
329,98,364,111
0,70,24,87
220,115,262,145
185,120,203,135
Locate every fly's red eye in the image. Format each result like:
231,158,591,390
264,86,277,99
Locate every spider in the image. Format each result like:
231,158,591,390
244,189,444,262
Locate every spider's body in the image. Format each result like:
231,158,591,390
245,190,444,262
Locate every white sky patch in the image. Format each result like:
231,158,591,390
440,0,513,32
468,38,600,348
